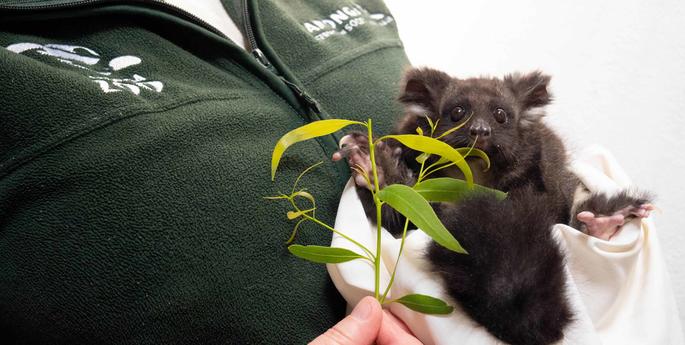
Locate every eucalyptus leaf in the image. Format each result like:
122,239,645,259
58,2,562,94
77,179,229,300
288,245,366,263
435,112,473,140
293,191,315,204
425,116,434,130
286,208,314,220
457,147,491,171
380,134,473,186
414,177,506,203
433,147,490,171
415,152,431,164
286,218,307,244
271,119,363,180
394,294,454,315
378,184,467,254
264,195,289,200
287,210,305,220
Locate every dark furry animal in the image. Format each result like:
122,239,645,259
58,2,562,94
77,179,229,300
334,68,652,344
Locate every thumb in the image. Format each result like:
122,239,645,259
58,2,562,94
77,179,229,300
309,296,382,345
377,310,423,345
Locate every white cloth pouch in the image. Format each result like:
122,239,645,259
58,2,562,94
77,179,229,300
327,146,684,345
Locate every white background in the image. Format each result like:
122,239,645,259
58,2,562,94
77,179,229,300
384,0,685,325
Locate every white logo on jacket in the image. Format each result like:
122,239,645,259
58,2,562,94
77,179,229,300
302,4,394,41
5,43,164,95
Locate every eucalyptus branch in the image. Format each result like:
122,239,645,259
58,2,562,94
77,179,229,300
435,112,473,140
416,157,428,183
422,161,455,181
421,136,478,180
269,117,469,315
303,214,376,261
367,119,384,300
380,217,410,303
292,161,324,195
288,197,375,260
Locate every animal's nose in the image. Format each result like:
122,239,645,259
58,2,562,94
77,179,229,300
469,119,491,138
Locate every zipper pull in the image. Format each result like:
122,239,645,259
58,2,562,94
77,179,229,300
251,48,271,68
280,77,321,114
251,48,280,75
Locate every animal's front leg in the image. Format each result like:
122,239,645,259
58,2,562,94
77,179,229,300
571,190,653,240
332,132,416,235
332,132,413,190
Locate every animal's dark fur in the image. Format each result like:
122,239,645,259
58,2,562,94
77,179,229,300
431,188,572,345
344,68,651,344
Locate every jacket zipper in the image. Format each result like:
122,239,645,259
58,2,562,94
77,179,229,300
0,0,321,114
238,0,336,166
240,0,270,69
239,0,321,114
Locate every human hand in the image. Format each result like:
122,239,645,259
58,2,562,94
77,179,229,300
309,296,422,345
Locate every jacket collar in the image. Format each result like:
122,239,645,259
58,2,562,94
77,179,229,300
0,0,159,9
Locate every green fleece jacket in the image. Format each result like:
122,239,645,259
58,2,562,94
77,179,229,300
0,1,409,344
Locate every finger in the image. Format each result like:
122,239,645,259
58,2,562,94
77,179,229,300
577,211,595,223
309,296,382,345
381,310,411,332
608,214,625,227
632,204,654,218
332,145,356,162
641,203,655,211
377,310,423,345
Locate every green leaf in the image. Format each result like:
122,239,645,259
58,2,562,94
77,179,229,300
380,134,473,186
457,147,491,171
287,210,304,220
288,245,366,263
293,191,315,204
435,112,473,140
271,119,363,180
414,177,507,203
263,194,289,200
425,116,434,131
286,208,314,220
416,126,424,136
286,218,307,244
415,152,431,164
378,184,467,253
433,147,490,172
394,294,454,315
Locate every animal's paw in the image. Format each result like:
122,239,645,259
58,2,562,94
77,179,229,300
576,203,654,240
331,133,401,190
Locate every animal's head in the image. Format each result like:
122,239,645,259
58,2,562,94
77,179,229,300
397,68,552,163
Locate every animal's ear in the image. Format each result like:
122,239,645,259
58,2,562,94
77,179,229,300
398,67,452,113
504,71,552,109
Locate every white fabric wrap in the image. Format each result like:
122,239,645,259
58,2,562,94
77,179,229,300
327,146,684,345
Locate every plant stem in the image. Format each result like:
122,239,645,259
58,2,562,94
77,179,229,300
374,198,382,300
367,119,383,301
305,215,376,261
288,197,375,259
417,158,428,182
380,140,435,302
380,217,410,303
421,135,478,180
422,161,455,180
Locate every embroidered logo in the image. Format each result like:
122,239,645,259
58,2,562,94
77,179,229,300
302,3,395,41
5,43,164,95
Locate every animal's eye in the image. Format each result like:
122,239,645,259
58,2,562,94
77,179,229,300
451,106,466,122
494,108,508,123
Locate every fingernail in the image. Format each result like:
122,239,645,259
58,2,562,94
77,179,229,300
351,298,374,320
